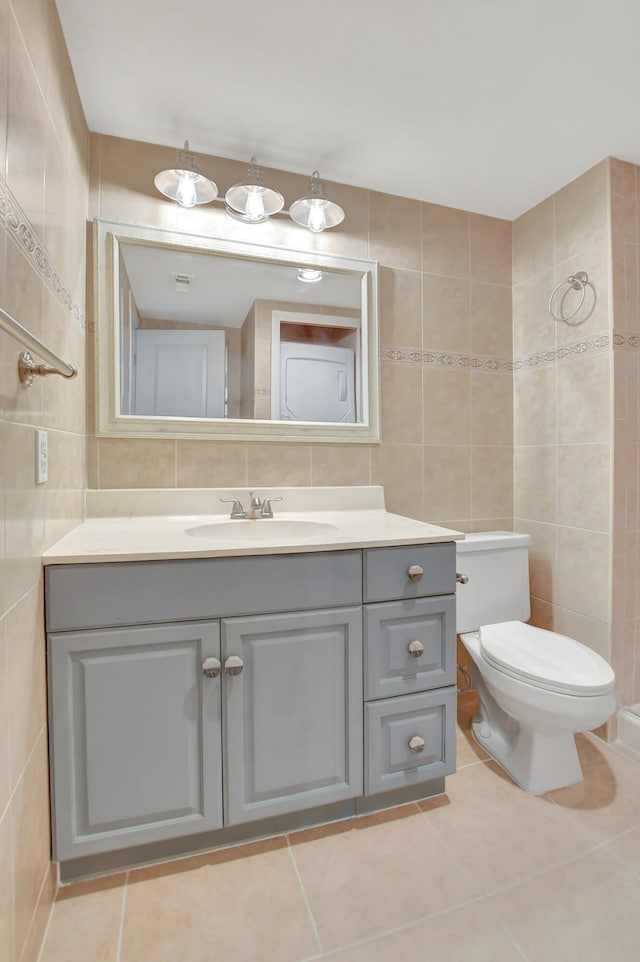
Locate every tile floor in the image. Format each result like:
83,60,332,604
37,694,640,962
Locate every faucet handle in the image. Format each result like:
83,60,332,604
260,496,283,519
220,497,246,519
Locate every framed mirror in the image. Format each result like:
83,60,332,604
94,219,380,442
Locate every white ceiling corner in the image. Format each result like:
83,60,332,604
54,0,640,220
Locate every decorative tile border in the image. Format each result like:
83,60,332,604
380,346,513,373
514,333,610,370
382,330,616,373
613,331,640,350
0,172,84,328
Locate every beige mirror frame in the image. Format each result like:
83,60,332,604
94,219,380,442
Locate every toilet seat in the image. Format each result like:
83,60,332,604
479,621,615,696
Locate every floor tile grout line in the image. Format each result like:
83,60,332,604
608,737,640,770
299,892,489,961
285,835,324,956
473,835,637,903
115,870,129,962
542,784,639,845
415,798,488,903
416,773,628,903
34,878,56,962
478,876,535,962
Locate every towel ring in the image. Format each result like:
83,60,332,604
548,271,588,323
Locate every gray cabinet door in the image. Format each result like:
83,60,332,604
222,607,363,824
48,621,222,860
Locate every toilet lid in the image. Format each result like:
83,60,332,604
479,622,615,696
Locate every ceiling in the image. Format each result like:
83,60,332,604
120,244,361,327
54,0,640,220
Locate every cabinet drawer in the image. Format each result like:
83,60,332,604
365,688,456,795
45,550,362,631
364,595,456,699
363,543,455,603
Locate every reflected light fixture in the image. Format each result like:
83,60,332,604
297,268,323,283
154,141,218,208
225,156,285,223
289,171,345,233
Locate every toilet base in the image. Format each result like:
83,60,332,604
471,712,583,794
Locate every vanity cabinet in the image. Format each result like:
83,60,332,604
45,541,456,872
46,551,363,862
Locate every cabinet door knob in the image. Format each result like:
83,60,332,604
407,564,424,582
409,735,425,753
224,655,244,676
408,640,425,658
456,572,469,584
202,657,221,678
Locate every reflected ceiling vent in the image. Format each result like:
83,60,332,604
172,273,194,293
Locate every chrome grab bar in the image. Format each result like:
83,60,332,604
0,306,78,385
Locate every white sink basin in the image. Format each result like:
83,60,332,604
186,519,339,543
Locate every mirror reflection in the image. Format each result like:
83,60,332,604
95,220,380,442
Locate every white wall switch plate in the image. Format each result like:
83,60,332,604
36,429,48,484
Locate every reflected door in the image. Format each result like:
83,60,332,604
134,330,226,418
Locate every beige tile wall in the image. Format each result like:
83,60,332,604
88,135,514,529
610,158,640,709
0,2,88,961
512,160,614,680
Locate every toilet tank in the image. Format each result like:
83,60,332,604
455,531,532,633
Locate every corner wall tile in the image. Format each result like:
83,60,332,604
469,213,511,285
369,192,421,271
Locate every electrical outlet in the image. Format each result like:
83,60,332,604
36,430,48,484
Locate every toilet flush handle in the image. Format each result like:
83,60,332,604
456,572,469,584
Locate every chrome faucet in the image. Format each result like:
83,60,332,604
219,497,246,519
246,492,263,520
220,492,283,519
259,495,282,518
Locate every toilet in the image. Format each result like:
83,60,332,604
456,531,616,794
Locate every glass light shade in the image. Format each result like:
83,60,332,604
297,268,323,283
225,157,285,222
224,202,270,224
154,141,218,207
289,171,345,232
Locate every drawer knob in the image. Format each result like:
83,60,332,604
408,640,425,658
225,655,244,676
202,657,221,678
409,735,425,753
407,564,424,582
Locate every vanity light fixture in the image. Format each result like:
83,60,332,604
289,171,345,233
154,141,218,208
154,152,346,231
297,268,323,283
224,156,285,223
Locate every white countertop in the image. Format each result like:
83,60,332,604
42,486,464,565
